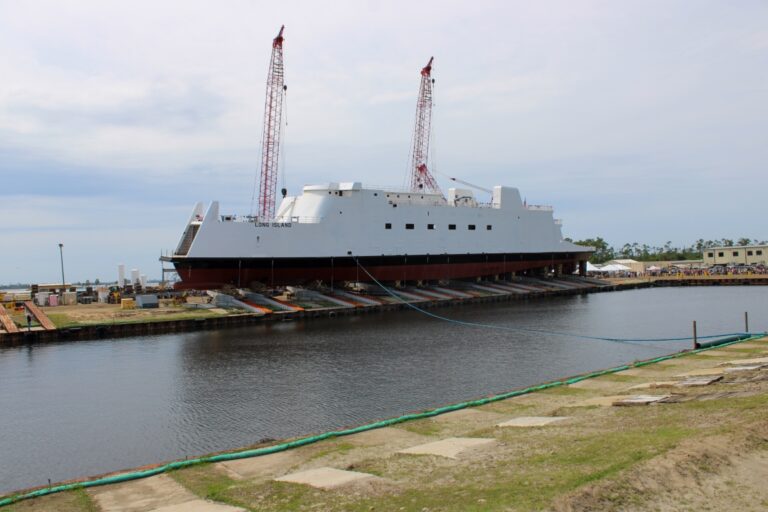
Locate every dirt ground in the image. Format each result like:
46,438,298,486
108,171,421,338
39,302,231,327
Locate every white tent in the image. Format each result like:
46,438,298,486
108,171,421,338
586,262,605,272
600,263,631,272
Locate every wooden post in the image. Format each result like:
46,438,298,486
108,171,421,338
693,320,698,349
744,311,749,333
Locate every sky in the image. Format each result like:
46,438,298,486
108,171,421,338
1,0,766,284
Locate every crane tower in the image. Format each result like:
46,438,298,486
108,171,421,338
257,25,286,219
409,57,442,196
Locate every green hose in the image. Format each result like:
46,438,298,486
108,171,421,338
1,332,763,507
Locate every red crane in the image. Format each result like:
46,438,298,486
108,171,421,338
257,25,286,219
409,57,442,196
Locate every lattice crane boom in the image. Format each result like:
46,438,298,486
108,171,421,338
257,25,286,219
409,57,442,196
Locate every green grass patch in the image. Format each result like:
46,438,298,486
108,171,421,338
394,419,442,437
307,442,355,461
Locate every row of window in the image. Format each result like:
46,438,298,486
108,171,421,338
385,223,492,231
708,250,763,257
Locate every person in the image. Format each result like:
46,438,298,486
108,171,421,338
26,313,32,332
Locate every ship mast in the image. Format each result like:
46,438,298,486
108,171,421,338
409,57,442,196
256,25,286,220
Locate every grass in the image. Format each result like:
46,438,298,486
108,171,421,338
45,308,225,328
3,488,97,512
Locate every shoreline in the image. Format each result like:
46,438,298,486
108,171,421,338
0,279,651,346
2,332,765,509
2,276,766,346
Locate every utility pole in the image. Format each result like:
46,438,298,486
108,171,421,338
58,243,66,291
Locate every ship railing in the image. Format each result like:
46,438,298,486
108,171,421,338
217,215,322,224
526,204,554,211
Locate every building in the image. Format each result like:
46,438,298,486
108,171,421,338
703,245,767,266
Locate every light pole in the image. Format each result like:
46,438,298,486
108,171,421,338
58,243,66,291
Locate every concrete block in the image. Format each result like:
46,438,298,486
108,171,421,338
275,467,376,489
398,437,495,459
89,474,201,512
676,375,723,387
612,395,672,406
496,416,570,428
675,368,726,377
720,357,768,366
627,381,678,390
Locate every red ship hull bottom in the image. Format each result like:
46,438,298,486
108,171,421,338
170,253,589,290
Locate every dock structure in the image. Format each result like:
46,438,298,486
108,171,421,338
23,301,57,330
0,306,20,333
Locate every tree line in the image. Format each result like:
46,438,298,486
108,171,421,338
567,237,768,264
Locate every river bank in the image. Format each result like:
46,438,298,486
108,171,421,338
1,277,649,346
3,334,767,511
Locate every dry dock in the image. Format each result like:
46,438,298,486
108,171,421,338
3,334,767,511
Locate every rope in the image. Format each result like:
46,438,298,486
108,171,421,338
352,257,746,346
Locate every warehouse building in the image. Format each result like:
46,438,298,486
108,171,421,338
703,245,767,266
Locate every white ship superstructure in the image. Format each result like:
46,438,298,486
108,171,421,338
167,182,591,288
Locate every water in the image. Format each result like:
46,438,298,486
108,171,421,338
0,286,765,493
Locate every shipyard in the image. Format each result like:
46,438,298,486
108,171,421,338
2,2,768,511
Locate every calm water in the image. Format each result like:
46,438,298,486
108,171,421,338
1,286,765,492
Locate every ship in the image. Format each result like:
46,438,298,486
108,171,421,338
165,185,592,289
162,28,592,289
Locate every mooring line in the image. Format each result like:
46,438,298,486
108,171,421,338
351,257,744,347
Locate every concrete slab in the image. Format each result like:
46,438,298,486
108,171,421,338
724,364,768,373
274,467,376,489
344,427,427,447
613,395,673,406
627,381,678,390
89,474,200,512
675,368,726,377
398,437,495,459
676,376,723,387
573,395,670,407
496,416,570,428
572,395,630,407
720,357,768,366
568,378,620,390
218,450,303,480
154,501,246,512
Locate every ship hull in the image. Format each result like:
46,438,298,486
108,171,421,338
171,252,589,289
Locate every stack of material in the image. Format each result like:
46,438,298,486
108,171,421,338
121,298,136,310
135,295,159,309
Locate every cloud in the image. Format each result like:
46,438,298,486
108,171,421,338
0,0,766,282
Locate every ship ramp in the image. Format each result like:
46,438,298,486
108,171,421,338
330,290,383,306
243,292,303,312
208,291,268,315
286,287,356,309
480,282,530,294
0,306,20,333
430,286,474,299
24,301,57,330
469,284,509,295
407,288,454,300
